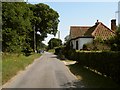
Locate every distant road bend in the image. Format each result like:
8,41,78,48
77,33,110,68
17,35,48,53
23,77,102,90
3,52,84,88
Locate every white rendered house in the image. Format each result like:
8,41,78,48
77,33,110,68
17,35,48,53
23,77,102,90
69,20,115,50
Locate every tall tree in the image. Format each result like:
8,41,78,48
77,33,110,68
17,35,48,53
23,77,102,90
2,2,59,53
2,2,33,53
29,3,59,51
48,38,62,49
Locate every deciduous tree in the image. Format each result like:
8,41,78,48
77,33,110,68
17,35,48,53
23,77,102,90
48,38,62,49
2,2,33,53
2,2,59,54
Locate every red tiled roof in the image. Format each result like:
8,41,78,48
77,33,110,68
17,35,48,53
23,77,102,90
70,26,91,39
70,22,115,40
92,22,115,40
84,24,98,36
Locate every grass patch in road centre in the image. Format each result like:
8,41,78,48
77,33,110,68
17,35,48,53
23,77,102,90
68,63,119,88
2,53,41,84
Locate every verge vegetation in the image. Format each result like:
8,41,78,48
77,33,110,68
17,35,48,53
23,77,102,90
69,63,119,88
48,49,55,53
2,53,41,84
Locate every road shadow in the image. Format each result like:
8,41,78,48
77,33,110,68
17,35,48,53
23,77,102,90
68,63,119,88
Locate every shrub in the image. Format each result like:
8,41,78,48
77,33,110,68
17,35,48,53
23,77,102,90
54,47,62,55
85,40,110,51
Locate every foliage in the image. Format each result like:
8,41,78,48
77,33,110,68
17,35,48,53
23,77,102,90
2,2,33,53
2,2,59,54
82,44,88,50
84,39,110,51
54,47,61,55
29,3,59,41
55,46,75,60
108,26,120,51
48,38,62,49
61,49,120,84
36,42,47,50
48,49,55,53
64,35,70,43
2,53,41,84
54,47,65,60
69,64,119,88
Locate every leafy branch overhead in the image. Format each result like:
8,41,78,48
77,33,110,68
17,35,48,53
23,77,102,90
29,3,59,38
2,2,59,53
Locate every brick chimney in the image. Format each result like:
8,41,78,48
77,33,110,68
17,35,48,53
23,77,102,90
111,19,116,31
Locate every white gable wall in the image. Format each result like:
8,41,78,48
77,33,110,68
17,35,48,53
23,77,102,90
71,37,93,50
79,38,93,49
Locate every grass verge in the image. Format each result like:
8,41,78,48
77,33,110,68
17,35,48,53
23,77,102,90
68,63,119,88
48,49,55,53
2,53,41,84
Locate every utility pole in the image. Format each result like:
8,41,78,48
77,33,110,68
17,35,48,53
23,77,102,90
115,1,120,26
34,26,37,53
118,1,120,25
26,0,36,52
115,11,120,25
58,31,61,46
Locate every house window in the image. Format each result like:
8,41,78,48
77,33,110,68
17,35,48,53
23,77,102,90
76,40,79,50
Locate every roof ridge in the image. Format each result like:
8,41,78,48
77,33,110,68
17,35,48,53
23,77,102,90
92,22,115,36
91,23,101,36
100,22,115,33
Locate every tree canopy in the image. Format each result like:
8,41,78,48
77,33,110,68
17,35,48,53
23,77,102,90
48,38,62,49
2,2,59,54
109,26,120,51
64,35,70,43
2,2,33,53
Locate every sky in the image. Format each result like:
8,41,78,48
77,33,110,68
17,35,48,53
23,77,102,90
28,0,119,45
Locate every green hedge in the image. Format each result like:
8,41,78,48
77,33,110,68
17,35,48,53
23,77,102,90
59,48,120,84
54,47,62,55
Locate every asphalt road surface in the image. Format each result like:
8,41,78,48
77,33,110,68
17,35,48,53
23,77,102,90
3,52,84,88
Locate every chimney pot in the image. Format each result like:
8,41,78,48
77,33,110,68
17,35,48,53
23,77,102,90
95,20,99,25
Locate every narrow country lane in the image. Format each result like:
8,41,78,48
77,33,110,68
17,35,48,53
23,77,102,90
2,52,83,88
